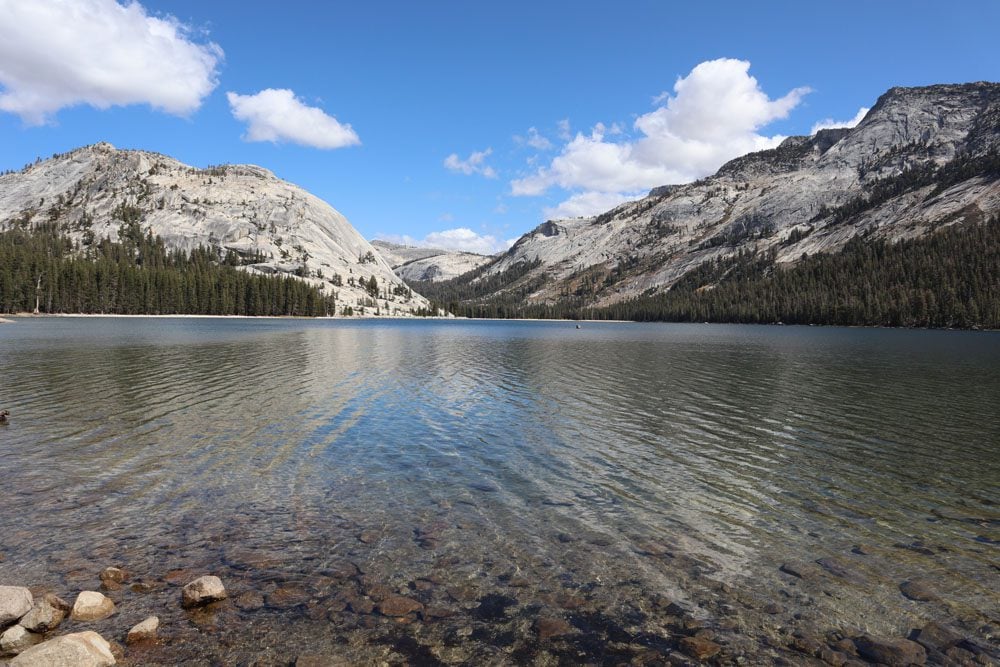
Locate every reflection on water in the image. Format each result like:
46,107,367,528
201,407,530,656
1,317,998,664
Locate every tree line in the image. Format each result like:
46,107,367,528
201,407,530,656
0,224,337,316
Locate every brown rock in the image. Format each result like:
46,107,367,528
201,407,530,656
295,654,351,667
780,562,821,580
364,583,393,602
914,621,964,652
820,648,848,666
43,593,71,612
680,636,722,661
347,597,375,614
377,595,423,617
536,616,574,640
266,586,310,609
99,568,127,591
421,606,455,620
234,591,265,611
358,530,380,544
899,580,937,602
854,634,927,666
70,591,115,621
125,616,159,644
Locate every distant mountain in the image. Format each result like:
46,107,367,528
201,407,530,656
417,82,1000,327
372,239,493,282
0,143,432,316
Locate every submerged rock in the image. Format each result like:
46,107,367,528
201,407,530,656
125,616,159,644
0,586,33,627
99,568,127,591
535,616,574,640
70,591,115,621
1,624,42,654
899,580,937,602
853,634,926,666
377,595,423,617
913,621,964,653
680,636,722,661
181,576,227,608
10,630,116,666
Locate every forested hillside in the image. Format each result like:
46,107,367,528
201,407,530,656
0,223,338,316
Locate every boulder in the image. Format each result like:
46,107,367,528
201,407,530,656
125,616,158,644
0,586,32,627
70,591,115,621
10,631,115,666
1,625,42,655
854,634,926,666
181,576,227,608
19,599,65,633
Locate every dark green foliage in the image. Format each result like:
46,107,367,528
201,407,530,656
588,217,1000,329
0,224,336,316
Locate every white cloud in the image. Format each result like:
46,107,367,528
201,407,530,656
556,119,571,140
377,227,506,255
443,147,497,178
227,88,360,149
511,58,810,218
542,191,642,220
0,0,222,124
514,126,553,150
810,106,869,135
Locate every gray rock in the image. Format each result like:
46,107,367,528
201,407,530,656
914,621,964,652
19,599,65,633
1,625,42,655
899,580,937,601
854,634,926,666
70,592,115,621
0,587,32,627
181,576,227,608
10,631,115,666
125,616,158,644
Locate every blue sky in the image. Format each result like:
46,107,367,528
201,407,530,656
1,1,998,253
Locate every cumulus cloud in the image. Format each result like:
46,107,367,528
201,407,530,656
511,58,810,218
443,148,497,178
0,0,222,124
542,191,643,220
227,88,360,149
810,106,869,135
377,227,506,255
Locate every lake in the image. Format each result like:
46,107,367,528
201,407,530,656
1,317,997,665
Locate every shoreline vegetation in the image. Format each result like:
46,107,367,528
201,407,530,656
2,218,998,330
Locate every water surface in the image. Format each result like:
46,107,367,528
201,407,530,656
1,318,997,664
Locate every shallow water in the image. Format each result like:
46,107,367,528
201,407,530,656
0,317,998,665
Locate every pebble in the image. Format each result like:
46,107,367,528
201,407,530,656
70,591,116,621
125,616,159,644
0,586,33,626
10,630,116,666
181,576,227,608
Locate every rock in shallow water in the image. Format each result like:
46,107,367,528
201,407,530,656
181,576,227,608
0,586,33,627
377,595,423,617
70,591,115,621
680,636,722,660
899,580,937,602
19,599,65,633
853,634,926,666
10,630,116,666
1,624,42,655
125,616,159,644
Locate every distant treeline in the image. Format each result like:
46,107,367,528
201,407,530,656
420,218,1000,329
0,224,337,316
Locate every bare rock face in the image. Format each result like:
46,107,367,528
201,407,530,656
1,624,42,655
463,82,1000,309
371,240,493,283
18,598,65,633
10,630,116,666
0,144,434,316
70,591,115,621
0,586,33,627
181,576,227,608
125,616,159,644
